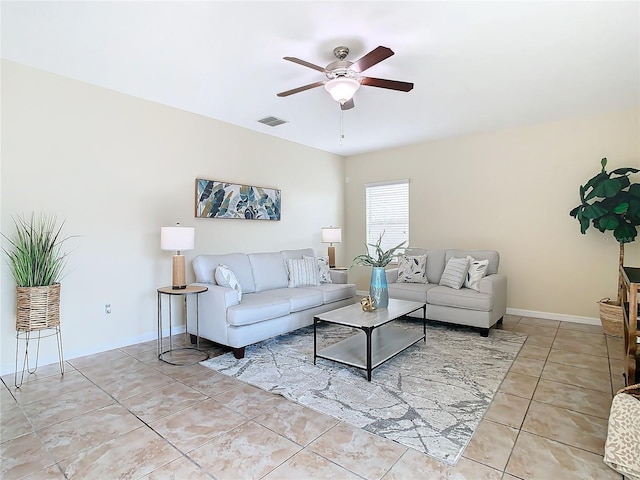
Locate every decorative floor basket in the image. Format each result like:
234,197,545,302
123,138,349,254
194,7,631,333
16,283,61,332
598,297,623,337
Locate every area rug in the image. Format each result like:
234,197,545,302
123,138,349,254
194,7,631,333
201,318,526,465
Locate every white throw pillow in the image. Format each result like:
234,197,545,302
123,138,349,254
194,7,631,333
215,264,242,301
465,255,489,291
286,257,320,287
396,254,427,283
439,257,470,290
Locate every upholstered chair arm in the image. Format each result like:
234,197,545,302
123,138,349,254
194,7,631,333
479,274,508,318
329,270,348,284
186,282,240,345
386,268,399,283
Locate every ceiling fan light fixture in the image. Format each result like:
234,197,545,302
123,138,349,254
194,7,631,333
324,77,361,104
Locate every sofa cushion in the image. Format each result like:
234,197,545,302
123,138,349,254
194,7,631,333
465,256,489,292
249,252,289,292
388,282,437,303
215,264,242,301
308,283,357,304
406,248,447,284
193,253,256,293
446,249,500,275
396,254,427,283
269,287,324,312
226,293,291,326
286,257,320,287
281,248,315,260
427,285,493,312
439,257,470,289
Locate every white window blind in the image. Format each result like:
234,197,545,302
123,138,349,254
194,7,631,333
365,180,409,255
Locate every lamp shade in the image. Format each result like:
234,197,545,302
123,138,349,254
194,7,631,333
161,225,195,252
324,78,360,104
321,227,342,244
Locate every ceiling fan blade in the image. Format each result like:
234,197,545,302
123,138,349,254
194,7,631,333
350,46,394,73
341,98,355,110
283,56,327,73
361,77,414,92
277,81,325,97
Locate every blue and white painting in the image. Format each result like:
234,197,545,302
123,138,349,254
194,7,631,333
196,179,281,221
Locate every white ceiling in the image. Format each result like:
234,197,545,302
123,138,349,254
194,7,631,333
2,1,639,156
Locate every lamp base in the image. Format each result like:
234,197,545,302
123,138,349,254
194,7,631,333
327,246,336,268
172,254,187,289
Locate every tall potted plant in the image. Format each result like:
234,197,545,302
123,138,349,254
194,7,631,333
569,157,640,334
1,213,72,384
352,232,406,308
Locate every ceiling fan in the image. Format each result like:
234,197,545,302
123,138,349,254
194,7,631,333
277,45,414,110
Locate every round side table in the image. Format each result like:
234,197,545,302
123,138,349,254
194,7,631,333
157,285,209,365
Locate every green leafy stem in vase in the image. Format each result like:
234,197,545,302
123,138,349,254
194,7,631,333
352,232,406,268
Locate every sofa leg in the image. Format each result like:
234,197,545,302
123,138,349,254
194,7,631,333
233,347,245,359
480,328,490,337
497,316,504,325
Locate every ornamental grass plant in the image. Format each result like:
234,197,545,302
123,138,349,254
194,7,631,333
1,213,72,287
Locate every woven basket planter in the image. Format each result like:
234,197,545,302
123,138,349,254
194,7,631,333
598,297,623,337
16,283,61,332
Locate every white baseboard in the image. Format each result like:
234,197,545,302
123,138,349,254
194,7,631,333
506,308,600,326
1,325,187,377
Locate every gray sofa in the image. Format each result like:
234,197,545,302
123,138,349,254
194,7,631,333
386,248,507,336
188,248,356,358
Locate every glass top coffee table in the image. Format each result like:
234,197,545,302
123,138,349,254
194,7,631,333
313,299,426,381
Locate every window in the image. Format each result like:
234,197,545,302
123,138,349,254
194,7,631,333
365,179,409,255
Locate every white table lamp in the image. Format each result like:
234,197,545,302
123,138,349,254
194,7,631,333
161,223,195,289
321,227,342,268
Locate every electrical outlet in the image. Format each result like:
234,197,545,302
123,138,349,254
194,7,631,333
105,304,111,314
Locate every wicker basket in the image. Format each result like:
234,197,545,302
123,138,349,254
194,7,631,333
16,283,61,332
598,297,623,337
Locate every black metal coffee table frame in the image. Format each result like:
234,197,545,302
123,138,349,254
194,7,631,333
313,299,427,381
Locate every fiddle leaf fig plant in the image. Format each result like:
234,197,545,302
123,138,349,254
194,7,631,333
569,157,640,244
569,157,640,304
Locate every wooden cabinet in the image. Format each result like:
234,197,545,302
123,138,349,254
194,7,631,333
620,266,640,386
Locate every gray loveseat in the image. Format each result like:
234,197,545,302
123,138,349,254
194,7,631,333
188,248,356,358
386,248,507,336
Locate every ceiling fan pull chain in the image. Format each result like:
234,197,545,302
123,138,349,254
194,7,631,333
340,108,344,146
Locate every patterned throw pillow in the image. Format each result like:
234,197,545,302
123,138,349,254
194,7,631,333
396,254,427,283
465,255,489,291
286,257,320,287
316,256,332,284
215,264,242,301
439,257,470,290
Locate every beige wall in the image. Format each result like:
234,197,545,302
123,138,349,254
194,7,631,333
2,59,639,375
345,109,640,321
0,61,346,375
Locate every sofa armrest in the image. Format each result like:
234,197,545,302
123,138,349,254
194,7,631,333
330,270,348,284
386,268,399,283
186,282,240,345
479,274,507,317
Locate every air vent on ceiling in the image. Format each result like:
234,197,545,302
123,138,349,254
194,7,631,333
258,116,288,127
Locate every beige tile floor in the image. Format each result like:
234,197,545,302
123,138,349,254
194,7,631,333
0,315,627,479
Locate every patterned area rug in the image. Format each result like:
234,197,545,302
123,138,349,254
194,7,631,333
201,318,526,465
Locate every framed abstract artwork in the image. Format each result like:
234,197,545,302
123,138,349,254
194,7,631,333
195,179,281,221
